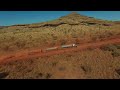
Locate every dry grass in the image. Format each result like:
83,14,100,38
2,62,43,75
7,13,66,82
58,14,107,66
0,19,120,55
0,44,120,79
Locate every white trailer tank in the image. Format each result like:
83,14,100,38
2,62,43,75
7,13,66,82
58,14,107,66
61,44,77,48
45,47,58,51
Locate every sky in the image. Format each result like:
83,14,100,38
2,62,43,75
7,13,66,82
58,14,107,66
0,11,120,26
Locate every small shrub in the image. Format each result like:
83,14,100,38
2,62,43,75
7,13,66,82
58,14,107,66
10,36,15,40
27,35,32,39
99,35,106,39
59,67,66,71
75,38,80,44
72,34,78,38
3,45,10,51
50,42,56,47
45,73,52,79
0,72,9,79
51,62,57,67
15,41,26,49
111,50,120,57
52,36,57,40
107,32,113,36
60,39,67,45
115,45,120,49
115,69,120,75
92,37,98,41
67,54,72,57
37,73,43,77
100,45,117,51
81,65,91,73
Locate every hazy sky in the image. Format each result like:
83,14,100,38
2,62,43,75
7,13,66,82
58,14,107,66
0,11,120,26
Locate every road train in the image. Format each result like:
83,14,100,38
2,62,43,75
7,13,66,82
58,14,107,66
44,44,77,52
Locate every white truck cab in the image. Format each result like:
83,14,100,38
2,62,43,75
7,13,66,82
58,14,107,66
72,44,77,47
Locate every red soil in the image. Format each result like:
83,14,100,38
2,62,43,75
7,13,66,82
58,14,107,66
0,37,120,64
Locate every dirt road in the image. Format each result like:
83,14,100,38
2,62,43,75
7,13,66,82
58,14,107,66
0,37,120,64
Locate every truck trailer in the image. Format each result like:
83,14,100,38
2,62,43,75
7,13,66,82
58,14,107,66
45,47,58,51
61,44,77,48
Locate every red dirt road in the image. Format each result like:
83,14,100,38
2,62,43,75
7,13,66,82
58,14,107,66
0,37,120,64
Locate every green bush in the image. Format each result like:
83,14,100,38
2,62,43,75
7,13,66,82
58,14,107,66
60,39,67,45
112,50,120,57
101,44,117,51
115,45,120,49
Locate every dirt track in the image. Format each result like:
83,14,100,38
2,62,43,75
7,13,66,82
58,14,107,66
0,37,120,64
